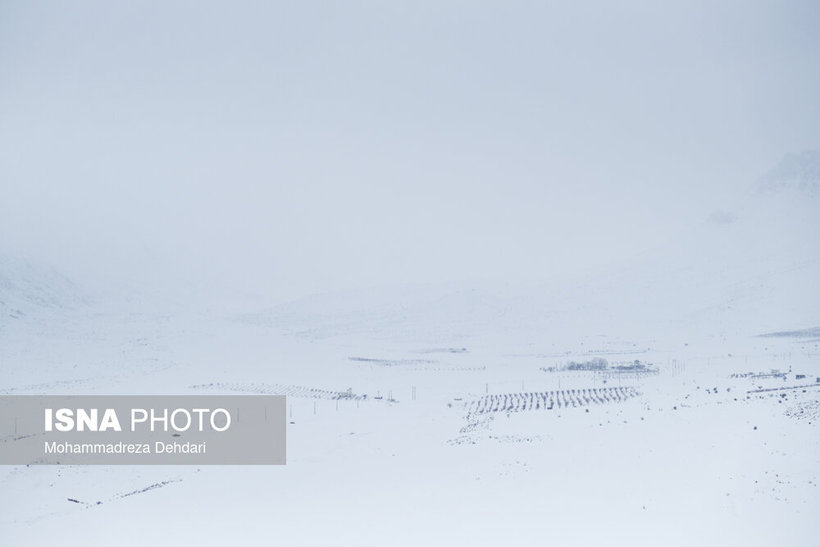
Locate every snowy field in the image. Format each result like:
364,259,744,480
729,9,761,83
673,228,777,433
1,161,818,546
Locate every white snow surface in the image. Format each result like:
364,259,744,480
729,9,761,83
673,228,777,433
1,169,819,546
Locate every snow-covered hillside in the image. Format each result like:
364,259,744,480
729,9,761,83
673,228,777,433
0,254,87,328
757,150,820,195
238,151,820,345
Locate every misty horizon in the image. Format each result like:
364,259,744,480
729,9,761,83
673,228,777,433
2,2,819,300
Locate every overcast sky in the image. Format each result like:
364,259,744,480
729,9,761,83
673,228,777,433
1,1,819,300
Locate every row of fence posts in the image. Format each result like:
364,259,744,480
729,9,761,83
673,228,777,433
288,385,419,418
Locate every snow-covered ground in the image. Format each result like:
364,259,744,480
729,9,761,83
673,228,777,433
1,156,819,545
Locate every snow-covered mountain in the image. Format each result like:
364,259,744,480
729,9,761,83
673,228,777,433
0,254,87,328
757,149,820,195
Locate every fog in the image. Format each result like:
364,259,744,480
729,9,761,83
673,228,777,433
1,1,818,300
